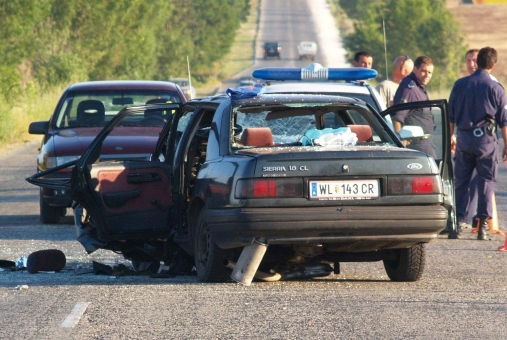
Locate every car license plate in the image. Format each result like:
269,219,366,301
309,179,379,200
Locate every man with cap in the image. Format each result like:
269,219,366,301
392,56,437,158
376,55,414,107
449,46,507,240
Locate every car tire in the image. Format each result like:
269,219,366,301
194,209,232,282
383,243,426,282
39,190,65,224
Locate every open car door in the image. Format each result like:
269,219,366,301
71,104,180,241
382,100,457,238
28,104,180,243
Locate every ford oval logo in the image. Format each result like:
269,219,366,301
115,146,123,152
407,163,423,170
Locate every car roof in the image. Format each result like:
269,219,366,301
67,80,180,91
233,92,366,107
259,82,373,95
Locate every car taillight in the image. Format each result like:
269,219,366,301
387,176,441,195
235,178,303,198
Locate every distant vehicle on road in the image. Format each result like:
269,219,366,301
297,41,317,60
169,78,196,100
28,80,186,223
263,41,281,59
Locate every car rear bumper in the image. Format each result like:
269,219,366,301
206,205,448,250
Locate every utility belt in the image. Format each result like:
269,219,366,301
461,119,497,137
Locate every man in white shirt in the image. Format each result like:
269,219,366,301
376,55,414,107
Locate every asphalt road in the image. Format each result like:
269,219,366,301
219,0,348,93
2,0,507,339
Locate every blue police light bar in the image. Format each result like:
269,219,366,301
252,63,377,81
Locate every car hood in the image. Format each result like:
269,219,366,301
235,145,438,177
51,127,162,156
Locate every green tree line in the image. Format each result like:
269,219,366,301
0,0,250,102
333,0,466,89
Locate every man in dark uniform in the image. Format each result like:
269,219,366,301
459,49,480,229
449,46,507,240
392,56,437,158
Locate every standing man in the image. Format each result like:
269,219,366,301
449,47,507,240
391,56,436,158
353,51,373,69
465,48,479,75
376,55,414,107
459,49,479,229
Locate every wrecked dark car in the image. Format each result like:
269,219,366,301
27,69,455,284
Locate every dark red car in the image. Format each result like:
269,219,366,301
28,80,186,223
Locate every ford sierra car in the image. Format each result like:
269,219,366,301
27,66,455,284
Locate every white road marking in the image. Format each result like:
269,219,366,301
60,302,90,328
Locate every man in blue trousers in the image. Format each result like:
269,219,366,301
449,47,507,240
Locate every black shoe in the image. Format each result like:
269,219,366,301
458,222,471,232
477,218,490,241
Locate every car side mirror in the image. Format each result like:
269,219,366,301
28,121,49,134
398,125,425,140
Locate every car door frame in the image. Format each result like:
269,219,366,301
165,101,224,247
381,99,457,237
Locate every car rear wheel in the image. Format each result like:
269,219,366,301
383,243,426,282
194,209,232,282
39,190,65,224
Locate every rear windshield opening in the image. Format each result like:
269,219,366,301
232,103,396,149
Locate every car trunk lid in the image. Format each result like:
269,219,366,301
236,146,437,177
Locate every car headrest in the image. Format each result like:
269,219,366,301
240,127,274,147
77,100,105,126
347,125,373,142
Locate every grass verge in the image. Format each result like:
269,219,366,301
0,85,66,149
